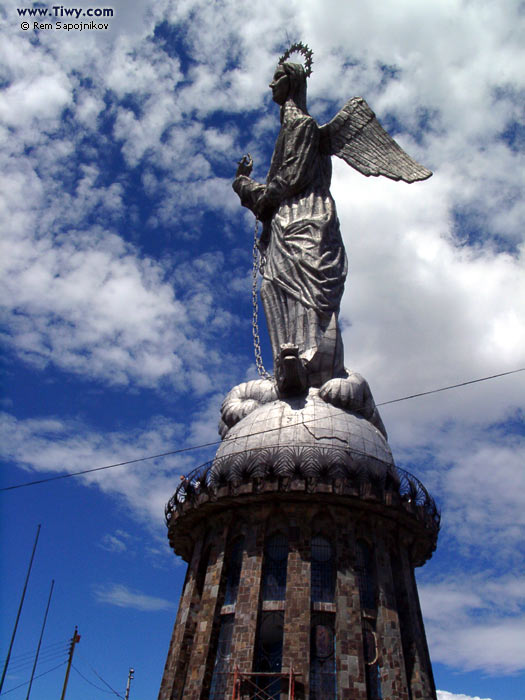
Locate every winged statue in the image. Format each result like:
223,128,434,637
232,43,431,396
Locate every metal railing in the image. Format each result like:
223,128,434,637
165,445,440,533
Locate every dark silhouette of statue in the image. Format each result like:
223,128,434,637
233,44,431,395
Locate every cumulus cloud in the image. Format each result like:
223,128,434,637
0,219,249,390
419,575,525,674
0,412,196,524
3,0,522,405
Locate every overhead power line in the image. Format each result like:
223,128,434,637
1,640,69,665
0,661,67,696
71,664,116,695
89,667,125,699
6,646,68,673
376,368,525,406
0,367,523,494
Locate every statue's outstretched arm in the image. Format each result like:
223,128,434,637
232,154,268,218
232,175,267,217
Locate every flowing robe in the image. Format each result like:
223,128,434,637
233,101,347,386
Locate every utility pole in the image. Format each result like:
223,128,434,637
0,524,41,693
125,667,134,700
26,578,54,700
60,626,80,700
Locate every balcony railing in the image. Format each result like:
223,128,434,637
165,445,440,535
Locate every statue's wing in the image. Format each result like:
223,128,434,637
319,97,432,182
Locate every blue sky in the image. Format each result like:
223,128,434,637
1,1,524,699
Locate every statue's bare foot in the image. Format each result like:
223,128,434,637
276,344,307,396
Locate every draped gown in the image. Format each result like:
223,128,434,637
233,100,348,387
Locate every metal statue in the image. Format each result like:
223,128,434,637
233,44,431,395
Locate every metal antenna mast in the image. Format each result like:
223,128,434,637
26,578,54,700
0,524,41,693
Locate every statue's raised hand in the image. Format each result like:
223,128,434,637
236,154,253,177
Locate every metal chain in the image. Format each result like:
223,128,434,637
252,219,273,379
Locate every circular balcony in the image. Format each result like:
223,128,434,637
165,445,439,565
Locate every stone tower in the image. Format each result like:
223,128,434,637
158,378,439,700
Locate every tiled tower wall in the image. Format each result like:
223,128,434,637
158,501,437,700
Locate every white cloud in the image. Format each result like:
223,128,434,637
2,0,521,404
0,412,193,524
100,530,133,553
1,229,185,386
0,213,250,389
437,692,493,700
94,583,176,611
100,534,127,553
378,407,525,565
419,575,525,674
0,73,72,128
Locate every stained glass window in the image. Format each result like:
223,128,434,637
311,535,335,602
310,613,337,699
253,611,284,699
262,532,288,601
208,614,234,699
355,539,376,610
224,537,244,605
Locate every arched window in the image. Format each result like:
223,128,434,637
310,613,336,699
355,539,376,611
224,537,244,605
363,622,383,700
355,540,382,699
390,547,414,700
253,611,284,699
208,614,234,700
311,535,335,603
195,544,211,598
262,532,288,601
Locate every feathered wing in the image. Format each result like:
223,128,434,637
319,97,432,182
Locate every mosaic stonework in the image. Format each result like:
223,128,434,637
158,498,437,700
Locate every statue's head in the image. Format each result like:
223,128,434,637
271,62,307,112
269,65,290,106
272,42,313,114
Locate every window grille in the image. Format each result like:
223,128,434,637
208,614,235,700
253,611,284,699
262,533,288,601
311,535,335,603
224,537,244,605
310,612,337,699
355,540,376,610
